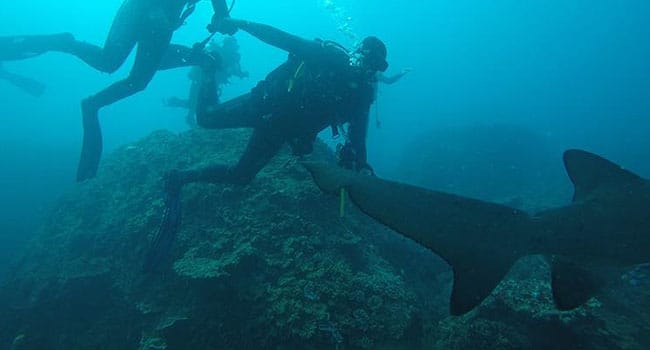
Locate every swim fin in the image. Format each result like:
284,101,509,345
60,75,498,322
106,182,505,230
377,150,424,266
143,174,185,272
0,33,73,61
0,69,46,97
77,100,103,182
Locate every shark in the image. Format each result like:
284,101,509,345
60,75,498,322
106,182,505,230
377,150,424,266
303,149,650,315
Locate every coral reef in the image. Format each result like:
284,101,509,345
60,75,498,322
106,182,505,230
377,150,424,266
0,128,648,349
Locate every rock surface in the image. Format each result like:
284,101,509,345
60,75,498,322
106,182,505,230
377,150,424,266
0,128,648,349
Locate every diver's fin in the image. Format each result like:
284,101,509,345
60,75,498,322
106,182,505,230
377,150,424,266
0,33,74,61
1,72,46,97
563,149,643,201
144,191,183,272
77,102,103,182
549,256,609,310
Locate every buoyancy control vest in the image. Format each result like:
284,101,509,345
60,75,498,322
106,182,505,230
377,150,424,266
251,40,374,128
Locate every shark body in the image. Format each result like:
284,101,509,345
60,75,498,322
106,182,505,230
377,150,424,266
303,150,650,315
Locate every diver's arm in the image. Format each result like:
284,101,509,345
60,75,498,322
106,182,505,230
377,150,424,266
211,0,230,18
377,68,411,85
222,19,322,57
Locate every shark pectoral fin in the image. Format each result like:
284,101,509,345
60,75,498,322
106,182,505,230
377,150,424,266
449,254,517,315
550,256,606,310
302,161,353,195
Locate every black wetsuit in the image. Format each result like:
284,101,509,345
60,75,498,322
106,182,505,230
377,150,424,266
1,0,230,181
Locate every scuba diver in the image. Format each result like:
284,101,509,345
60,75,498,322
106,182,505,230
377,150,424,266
2,0,234,182
164,36,248,126
144,18,389,271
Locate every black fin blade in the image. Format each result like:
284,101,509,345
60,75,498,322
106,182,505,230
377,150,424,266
563,149,643,201
143,191,183,272
550,256,604,310
77,108,103,182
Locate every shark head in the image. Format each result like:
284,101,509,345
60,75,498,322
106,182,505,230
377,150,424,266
304,150,650,315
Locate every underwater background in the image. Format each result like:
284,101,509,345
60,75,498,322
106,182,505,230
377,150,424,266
1,0,650,349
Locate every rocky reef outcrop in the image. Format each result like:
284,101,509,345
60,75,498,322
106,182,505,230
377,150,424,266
0,128,648,349
0,129,445,350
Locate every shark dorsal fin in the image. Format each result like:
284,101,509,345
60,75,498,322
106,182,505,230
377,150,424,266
563,149,643,201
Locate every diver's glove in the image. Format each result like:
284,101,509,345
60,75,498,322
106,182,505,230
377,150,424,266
336,143,375,176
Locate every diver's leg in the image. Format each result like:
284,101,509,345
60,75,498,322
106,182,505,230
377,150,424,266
159,44,220,70
196,93,262,129
171,127,285,187
61,0,148,73
193,54,262,129
7,1,140,73
227,128,286,184
60,1,139,73
76,26,174,182
150,128,284,271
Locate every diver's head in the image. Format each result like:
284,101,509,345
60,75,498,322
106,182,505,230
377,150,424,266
355,36,388,73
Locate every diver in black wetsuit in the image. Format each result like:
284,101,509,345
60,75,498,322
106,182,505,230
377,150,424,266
144,18,389,270
2,0,233,181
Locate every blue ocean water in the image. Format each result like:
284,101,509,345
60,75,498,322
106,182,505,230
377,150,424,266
0,0,649,296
